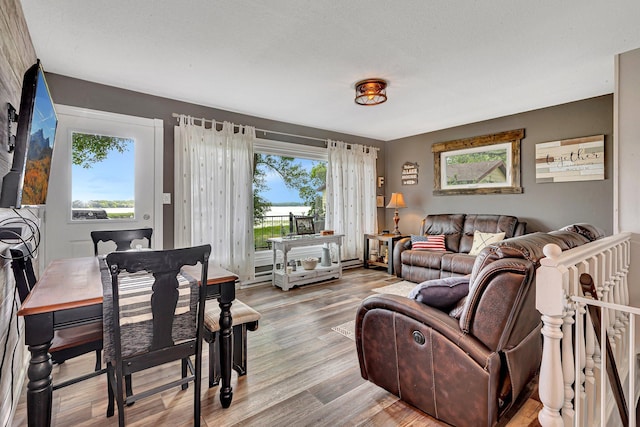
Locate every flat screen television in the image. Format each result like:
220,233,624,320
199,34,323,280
0,60,58,208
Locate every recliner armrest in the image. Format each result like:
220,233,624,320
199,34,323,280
393,237,412,277
356,294,493,366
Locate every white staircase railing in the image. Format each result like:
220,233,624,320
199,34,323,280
536,232,636,427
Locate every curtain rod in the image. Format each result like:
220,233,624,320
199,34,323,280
172,113,326,143
171,113,380,151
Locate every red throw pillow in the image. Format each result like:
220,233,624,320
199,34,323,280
411,234,446,251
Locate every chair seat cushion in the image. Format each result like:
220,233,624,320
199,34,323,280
440,253,476,276
401,249,448,270
204,299,261,332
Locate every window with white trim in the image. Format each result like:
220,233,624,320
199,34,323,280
252,139,327,269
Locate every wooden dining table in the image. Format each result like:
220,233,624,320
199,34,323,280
17,256,237,427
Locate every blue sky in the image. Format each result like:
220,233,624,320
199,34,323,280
72,148,319,204
259,158,318,204
72,140,134,202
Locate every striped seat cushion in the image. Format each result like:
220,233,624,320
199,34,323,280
204,300,261,332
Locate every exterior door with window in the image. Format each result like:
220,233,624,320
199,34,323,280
44,105,163,265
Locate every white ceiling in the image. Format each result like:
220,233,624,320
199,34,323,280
20,0,640,141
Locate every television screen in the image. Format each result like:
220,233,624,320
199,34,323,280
0,60,58,208
21,67,57,205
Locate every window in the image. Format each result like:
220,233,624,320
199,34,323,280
71,132,135,220
252,139,327,251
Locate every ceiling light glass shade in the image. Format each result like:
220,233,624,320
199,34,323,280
355,79,387,106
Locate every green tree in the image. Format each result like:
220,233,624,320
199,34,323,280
72,133,131,168
299,163,326,217
253,154,326,221
446,149,506,165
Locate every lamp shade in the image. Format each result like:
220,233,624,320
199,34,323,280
386,192,407,209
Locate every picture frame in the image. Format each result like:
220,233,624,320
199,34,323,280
432,129,524,196
535,134,604,183
295,216,315,235
401,162,418,185
376,195,384,208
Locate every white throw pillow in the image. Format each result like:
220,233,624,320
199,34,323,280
468,231,505,256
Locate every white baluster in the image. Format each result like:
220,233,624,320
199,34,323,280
562,303,576,426
539,314,565,427
569,266,586,426
621,241,630,346
583,304,597,426
592,340,602,422
614,244,629,358
537,244,566,427
605,249,623,357
600,250,618,358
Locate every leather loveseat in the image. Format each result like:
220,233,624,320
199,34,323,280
356,224,604,426
394,213,527,283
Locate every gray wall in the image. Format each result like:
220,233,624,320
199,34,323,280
44,73,387,248
385,95,614,235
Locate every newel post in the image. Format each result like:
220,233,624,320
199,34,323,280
536,244,567,427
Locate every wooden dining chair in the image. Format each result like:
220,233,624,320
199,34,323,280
90,228,145,401
10,243,105,390
103,245,210,426
91,227,153,255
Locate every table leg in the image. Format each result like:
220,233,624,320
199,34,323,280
272,246,277,284
387,239,394,275
218,282,235,408
363,236,370,268
24,313,54,427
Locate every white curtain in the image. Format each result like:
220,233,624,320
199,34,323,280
325,140,378,260
174,115,255,281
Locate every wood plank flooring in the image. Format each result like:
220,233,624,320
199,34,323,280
11,268,542,426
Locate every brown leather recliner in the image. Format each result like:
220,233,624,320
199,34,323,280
356,227,603,426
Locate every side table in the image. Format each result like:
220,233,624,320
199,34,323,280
267,234,344,291
363,233,408,275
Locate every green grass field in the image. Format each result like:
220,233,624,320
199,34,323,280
254,224,287,250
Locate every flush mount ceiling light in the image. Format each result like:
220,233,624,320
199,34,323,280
354,78,387,106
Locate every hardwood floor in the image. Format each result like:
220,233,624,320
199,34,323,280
11,268,542,426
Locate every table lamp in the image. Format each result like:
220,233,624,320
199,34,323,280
386,192,407,235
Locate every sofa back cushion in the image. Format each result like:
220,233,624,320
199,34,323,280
558,223,605,242
458,214,519,254
469,230,591,281
419,214,465,252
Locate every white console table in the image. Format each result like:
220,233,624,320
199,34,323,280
267,234,343,291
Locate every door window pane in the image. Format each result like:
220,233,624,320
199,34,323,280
71,132,135,220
